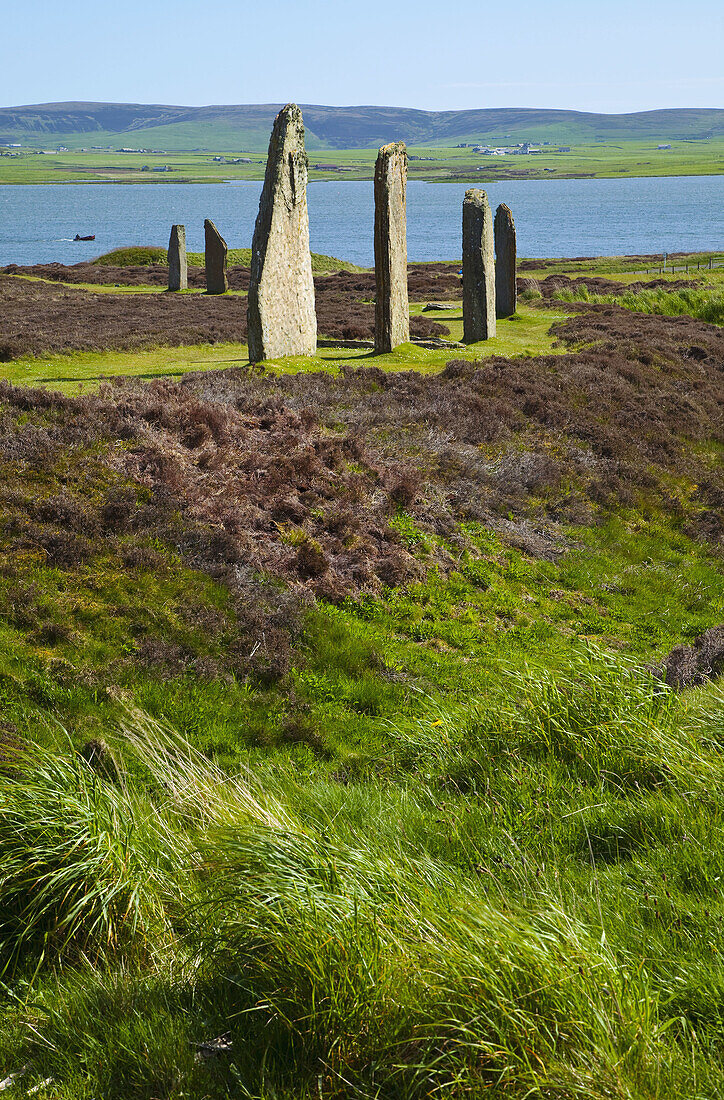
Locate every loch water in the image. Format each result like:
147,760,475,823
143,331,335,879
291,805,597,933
0,175,722,267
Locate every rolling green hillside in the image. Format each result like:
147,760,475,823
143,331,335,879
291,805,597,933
1,101,723,152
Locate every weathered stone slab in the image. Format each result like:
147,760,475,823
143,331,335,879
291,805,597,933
495,203,517,318
462,189,495,342
374,141,409,353
204,219,228,294
167,224,187,291
247,103,316,361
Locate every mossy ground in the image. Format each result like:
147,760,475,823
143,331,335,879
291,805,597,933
0,305,563,396
0,305,568,393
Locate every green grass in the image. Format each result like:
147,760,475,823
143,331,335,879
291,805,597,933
1,138,723,184
91,245,364,274
552,281,724,324
2,481,724,1096
90,246,168,266
0,306,569,393
520,252,724,279
1,258,724,1095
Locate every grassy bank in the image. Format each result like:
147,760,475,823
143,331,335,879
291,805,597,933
0,254,723,1096
1,514,724,1098
91,245,364,275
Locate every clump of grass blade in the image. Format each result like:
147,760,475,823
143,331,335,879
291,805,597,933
118,705,695,1097
0,735,182,973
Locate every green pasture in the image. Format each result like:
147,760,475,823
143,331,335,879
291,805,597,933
520,252,724,279
1,137,722,184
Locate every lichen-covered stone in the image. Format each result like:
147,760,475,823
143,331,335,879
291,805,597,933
247,104,316,361
462,189,495,342
167,224,187,291
374,141,409,353
204,218,228,294
495,203,517,318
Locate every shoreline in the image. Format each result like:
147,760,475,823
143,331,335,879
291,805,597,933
1,166,723,186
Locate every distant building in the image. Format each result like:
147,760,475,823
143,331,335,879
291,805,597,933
558,147,571,153
657,143,672,150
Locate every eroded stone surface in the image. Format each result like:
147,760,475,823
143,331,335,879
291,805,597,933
374,141,409,353
168,224,187,291
462,189,495,342
495,203,517,318
204,219,228,294
247,104,316,361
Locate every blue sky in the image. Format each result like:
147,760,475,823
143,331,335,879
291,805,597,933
4,0,722,113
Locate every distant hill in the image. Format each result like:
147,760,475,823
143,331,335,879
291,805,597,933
1,101,722,151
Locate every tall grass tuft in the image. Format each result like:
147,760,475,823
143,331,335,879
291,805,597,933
4,676,724,1094
553,283,724,324
115,695,711,1097
0,737,181,973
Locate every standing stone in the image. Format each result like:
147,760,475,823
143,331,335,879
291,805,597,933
374,142,409,353
462,189,496,342
495,203,517,318
247,104,316,361
204,219,228,294
167,224,187,291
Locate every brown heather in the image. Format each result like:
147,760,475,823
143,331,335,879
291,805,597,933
0,269,449,359
0,291,720,683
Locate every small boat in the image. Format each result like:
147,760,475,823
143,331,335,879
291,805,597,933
74,234,96,241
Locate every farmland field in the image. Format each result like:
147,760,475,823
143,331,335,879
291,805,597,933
0,137,722,185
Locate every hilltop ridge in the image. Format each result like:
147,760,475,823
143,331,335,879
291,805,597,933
1,101,722,150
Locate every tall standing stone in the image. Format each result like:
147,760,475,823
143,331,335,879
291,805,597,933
495,203,517,318
167,224,187,291
374,142,409,353
462,189,496,342
204,219,228,294
247,103,316,361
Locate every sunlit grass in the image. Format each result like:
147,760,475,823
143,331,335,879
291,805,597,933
0,306,570,392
